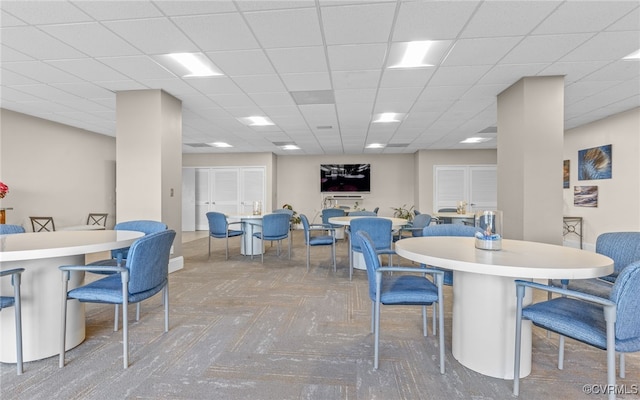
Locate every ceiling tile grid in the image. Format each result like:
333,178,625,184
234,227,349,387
0,0,638,155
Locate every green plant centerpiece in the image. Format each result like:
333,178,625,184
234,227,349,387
282,203,301,225
391,204,414,222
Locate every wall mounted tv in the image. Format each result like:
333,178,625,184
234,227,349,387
320,164,371,193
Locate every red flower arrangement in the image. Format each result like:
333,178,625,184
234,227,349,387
0,181,8,199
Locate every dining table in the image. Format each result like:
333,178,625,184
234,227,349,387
0,229,144,363
394,236,613,379
228,214,263,256
328,216,408,270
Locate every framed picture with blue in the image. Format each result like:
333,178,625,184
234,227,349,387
574,185,598,207
563,160,570,188
578,144,612,180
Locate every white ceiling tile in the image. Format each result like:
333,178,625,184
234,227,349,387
321,3,396,45
244,8,323,48
332,70,381,89
40,22,140,57
461,1,559,38
280,72,332,91
154,1,237,15
380,68,434,88
248,92,296,107
266,46,328,74
606,7,640,32
583,60,640,82
140,79,202,97
1,26,86,59
172,13,260,51
1,1,91,24
393,1,479,41
260,105,303,117
334,88,377,104
500,33,593,64
96,56,174,81
232,75,288,93
443,37,521,66
327,44,387,71
0,10,27,27
539,61,611,84
102,18,199,54
477,64,548,86
186,76,243,96
0,45,33,62
429,65,492,86
0,68,39,85
533,1,638,35
376,87,423,104
72,1,163,20
50,82,115,99
94,80,148,92
2,60,84,84
0,86,44,103
207,50,276,76
206,93,257,108
561,31,640,62
47,58,130,81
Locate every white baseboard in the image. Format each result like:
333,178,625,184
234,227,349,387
169,256,184,273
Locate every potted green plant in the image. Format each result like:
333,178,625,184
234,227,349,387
282,203,301,227
391,204,414,222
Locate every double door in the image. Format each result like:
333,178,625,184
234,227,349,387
434,165,497,213
190,167,265,231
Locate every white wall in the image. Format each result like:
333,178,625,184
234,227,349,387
276,154,415,224
0,109,116,230
562,108,640,249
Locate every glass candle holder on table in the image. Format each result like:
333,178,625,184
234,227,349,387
474,210,502,250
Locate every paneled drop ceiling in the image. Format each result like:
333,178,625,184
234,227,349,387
1,0,638,155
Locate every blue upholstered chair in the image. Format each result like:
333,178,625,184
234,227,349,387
356,231,445,373
349,217,395,281
87,219,168,331
348,210,377,216
59,230,176,369
436,208,457,224
0,224,25,234
300,214,336,272
551,232,640,297
206,211,244,260
0,268,24,375
321,208,346,230
513,261,640,400
395,213,432,240
251,213,291,263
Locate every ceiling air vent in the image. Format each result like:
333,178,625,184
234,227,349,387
478,126,497,134
290,90,335,105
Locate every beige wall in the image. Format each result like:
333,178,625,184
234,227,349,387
0,109,116,230
275,154,415,224
415,149,498,214
562,107,640,248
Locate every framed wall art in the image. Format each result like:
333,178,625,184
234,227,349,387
578,144,612,180
563,160,570,188
574,185,598,207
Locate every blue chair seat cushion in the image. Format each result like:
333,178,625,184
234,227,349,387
0,296,16,308
380,275,439,305
211,229,244,239
522,297,640,352
309,235,334,246
67,274,167,304
253,232,288,241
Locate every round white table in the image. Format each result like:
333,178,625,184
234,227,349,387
394,236,613,379
228,215,263,256
0,230,144,363
329,216,408,270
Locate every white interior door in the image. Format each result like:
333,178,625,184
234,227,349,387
195,168,211,230
211,168,240,216
240,168,265,215
434,165,497,213
469,166,497,212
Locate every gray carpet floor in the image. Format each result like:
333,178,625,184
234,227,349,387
1,231,638,399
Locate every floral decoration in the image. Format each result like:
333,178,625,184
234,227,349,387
0,181,8,199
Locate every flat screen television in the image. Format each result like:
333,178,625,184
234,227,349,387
320,164,371,193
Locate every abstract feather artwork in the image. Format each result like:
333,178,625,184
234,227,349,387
563,160,570,188
578,144,612,180
574,186,598,207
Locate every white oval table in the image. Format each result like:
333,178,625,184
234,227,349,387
0,230,144,363
394,236,613,380
228,215,263,256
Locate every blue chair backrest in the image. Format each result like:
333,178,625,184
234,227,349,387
410,214,432,237
422,224,480,238
273,209,293,217
261,213,290,239
112,220,168,259
126,230,175,295
350,217,392,252
596,232,640,282
349,211,377,216
355,230,380,302
206,212,229,236
299,214,311,244
609,260,640,344
0,224,25,235
322,208,345,225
